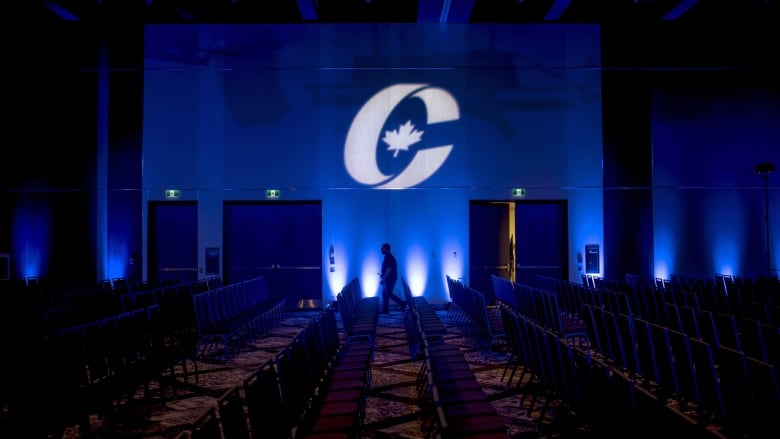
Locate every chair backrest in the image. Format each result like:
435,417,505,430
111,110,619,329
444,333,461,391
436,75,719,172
275,339,310,429
492,274,521,310
243,359,288,439
190,406,222,439
216,386,250,439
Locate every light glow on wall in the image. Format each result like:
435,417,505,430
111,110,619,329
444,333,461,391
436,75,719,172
653,193,677,280
404,244,429,296
654,224,675,280
361,252,382,298
106,239,128,280
717,265,735,277
19,244,43,280
12,198,51,279
708,192,744,277
654,259,670,281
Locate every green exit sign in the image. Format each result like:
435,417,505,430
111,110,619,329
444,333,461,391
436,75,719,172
511,188,526,198
266,189,281,199
165,189,180,199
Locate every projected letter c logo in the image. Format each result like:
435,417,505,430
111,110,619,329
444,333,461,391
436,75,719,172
344,83,459,189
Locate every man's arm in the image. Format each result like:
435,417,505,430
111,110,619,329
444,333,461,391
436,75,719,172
380,265,393,283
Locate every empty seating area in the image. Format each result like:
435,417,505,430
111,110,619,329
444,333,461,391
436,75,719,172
172,300,375,439
496,271,780,438
0,276,224,437
2,270,778,438
493,275,589,347
575,273,780,437
445,276,507,355
192,276,286,361
0,274,285,438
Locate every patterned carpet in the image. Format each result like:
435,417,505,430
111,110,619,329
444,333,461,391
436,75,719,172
60,305,578,438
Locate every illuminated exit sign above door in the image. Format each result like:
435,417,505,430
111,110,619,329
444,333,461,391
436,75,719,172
266,189,281,199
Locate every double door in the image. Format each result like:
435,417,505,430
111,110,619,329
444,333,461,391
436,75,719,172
469,200,568,299
148,201,323,309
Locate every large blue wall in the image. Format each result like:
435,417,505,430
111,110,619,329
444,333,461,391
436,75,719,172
140,23,604,302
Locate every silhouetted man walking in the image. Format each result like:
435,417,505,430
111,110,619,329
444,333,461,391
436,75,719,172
380,243,406,313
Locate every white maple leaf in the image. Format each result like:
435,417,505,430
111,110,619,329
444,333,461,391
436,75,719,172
382,120,423,158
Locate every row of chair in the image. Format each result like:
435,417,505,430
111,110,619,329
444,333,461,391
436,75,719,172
191,276,286,361
661,302,780,367
411,300,509,438
0,276,211,438
572,276,780,370
1,275,191,317
624,273,780,325
174,303,375,439
35,301,196,437
445,276,507,354
31,276,221,337
403,279,446,359
294,305,374,438
172,383,255,439
499,302,713,438
491,276,589,347
119,275,220,315
541,273,780,372
336,277,379,347
24,275,289,438
581,301,780,437
554,272,780,330
498,302,588,430
498,272,780,437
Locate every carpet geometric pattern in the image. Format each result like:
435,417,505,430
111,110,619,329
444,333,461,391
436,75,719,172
60,306,578,438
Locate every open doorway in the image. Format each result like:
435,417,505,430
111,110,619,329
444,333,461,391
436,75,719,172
469,200,568,300
469,201,514,302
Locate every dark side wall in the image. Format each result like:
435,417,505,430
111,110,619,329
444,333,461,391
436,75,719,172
600,17,779,281
2,11,144,285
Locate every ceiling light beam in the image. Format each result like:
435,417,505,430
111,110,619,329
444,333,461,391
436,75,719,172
43,0,79,21
544,0,571,20
663,0,699,20
418,0,474,23
295,0,319,20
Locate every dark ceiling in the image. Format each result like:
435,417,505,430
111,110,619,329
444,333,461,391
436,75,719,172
12,0,780,70
18,0,780,25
